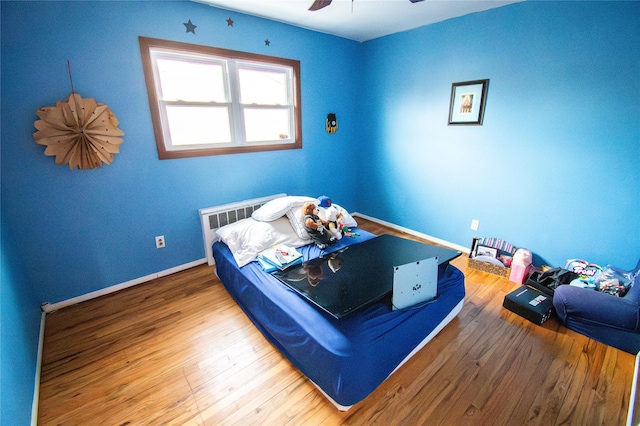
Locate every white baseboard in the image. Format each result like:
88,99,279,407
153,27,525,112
628,351,640,426
34,258,207,423
30,217,459,422
31,312,46,426
352,212,470,254
40,258,207,313
41,215,463,313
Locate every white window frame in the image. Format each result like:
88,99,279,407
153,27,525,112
139,37,302,159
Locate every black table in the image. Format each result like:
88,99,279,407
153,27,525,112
273,234,461,319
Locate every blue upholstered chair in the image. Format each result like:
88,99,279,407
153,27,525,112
553,259,640,354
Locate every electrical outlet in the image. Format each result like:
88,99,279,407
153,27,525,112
155,235,165,249
470,219,480,231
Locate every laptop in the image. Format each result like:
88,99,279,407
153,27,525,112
392,256,438,310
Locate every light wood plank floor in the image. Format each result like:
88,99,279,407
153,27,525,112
38,218,634,425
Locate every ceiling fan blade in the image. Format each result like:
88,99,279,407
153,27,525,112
309,0,332,11
409,0,425,3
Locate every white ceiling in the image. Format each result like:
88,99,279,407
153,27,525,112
194,0,521,42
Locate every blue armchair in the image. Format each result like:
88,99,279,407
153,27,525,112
553,259,640,354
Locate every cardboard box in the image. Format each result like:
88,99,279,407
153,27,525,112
503,285,554,325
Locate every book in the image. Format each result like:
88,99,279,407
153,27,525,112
258,256,303,272
257,256,279,273
257,244,303,271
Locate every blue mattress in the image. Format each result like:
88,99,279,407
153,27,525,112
212,230,465,408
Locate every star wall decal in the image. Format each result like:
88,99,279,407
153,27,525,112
226,17,234,26
264,39,270,46
184,19,197,34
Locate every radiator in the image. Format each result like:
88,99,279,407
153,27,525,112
199,193,286,265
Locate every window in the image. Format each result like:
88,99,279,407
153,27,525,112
139,37,302,159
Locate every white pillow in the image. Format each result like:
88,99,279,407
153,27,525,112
216,216,311,267
286,203,311,239
252,195,318,222
335,203,358,227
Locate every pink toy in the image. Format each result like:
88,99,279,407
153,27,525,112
509,248,533,284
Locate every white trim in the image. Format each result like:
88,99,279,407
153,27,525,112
148,46,297,150
41,258,207,313
628,351,640,426
41,214,466,311
35,211,465,414
352,212,470,254
31,312,46,426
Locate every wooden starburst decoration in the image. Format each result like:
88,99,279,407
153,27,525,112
33,93,124,170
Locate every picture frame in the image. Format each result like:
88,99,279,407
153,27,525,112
475,245,498,258
448,79,489,125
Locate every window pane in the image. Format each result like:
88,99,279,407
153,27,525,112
140,37,301,158
238,68,287,105
166,106,231,145
244,108,291,142
157,59,226,102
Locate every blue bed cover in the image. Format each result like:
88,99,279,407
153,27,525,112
212,229,465,407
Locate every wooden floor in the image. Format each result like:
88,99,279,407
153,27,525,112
38,218,634,425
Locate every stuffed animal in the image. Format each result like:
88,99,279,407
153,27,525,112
324,206,343,240
317,195,342,240
317,195,360,238
302,202,337,250
340,221,354,237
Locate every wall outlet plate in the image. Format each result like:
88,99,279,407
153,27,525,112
470,219,480,231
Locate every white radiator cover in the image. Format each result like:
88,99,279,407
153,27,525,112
198,193,286,265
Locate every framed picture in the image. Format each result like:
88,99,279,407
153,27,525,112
448,79,489,125
475,245,498,258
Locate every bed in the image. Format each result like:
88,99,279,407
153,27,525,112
200,194,465,410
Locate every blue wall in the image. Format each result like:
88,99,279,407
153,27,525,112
359,1,639,269
1,1,363,305
1,225,41,425
1,0,639,422
1,1,362,421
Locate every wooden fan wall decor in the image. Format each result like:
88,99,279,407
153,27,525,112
33,93,124,170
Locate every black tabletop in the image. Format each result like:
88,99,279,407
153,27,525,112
273,234,461,319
